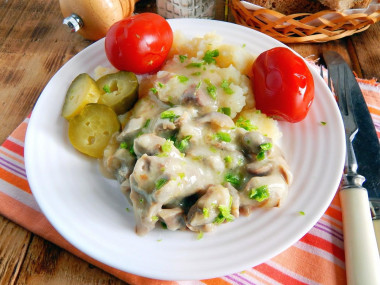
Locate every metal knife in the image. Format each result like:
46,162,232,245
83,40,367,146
323,51,380,285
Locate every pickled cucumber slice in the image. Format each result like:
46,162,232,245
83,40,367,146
68,104,120,158
62,73,101,120
96,71,139,115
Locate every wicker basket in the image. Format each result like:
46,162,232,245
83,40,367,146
230,0,380,43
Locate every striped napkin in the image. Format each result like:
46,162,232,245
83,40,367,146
1,67,379,284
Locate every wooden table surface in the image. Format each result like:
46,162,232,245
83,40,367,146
0,0,379,284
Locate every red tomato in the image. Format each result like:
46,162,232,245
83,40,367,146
105,13,173,74
251,47,315,123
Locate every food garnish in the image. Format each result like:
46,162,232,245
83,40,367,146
61,73,101,120
105,13,173,74
68,103,120,158
96,71,138,115
251,47,315,123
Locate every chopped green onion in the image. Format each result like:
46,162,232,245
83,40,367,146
161,140,172,153
161,222,168,229
186,62,203,68
224,173,242,188
214,204,234,224
120,142,128,149
256,142,272,160
249,185,269,202
256,151,266,161
321,121,327,126
204,79,217,99
197,231,204,240
177,75,189,83
236,117,257,131
207,86,217,99
158,82,165,88
224,156,232,164
260,142,273,151
179,55,188,63
167,132,178,142
221,80,234,94
215,132,231,142
203,207,209,218
151,216,159,222
203,49,219,64
120,141,135,156
175,135,192,152
191,72,201,76
209,146,218,153
155,177,169,190
150,87,158,94
103,84,111,93
218,107,231,116
298,211,306,216
143,119,151,128
178,172,185,179
160,110,179,122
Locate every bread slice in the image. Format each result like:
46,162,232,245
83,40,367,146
352,0,373,8
245,0,373,13
244,0,328,14
317,0,372,10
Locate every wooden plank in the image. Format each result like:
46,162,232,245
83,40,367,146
350,24,380,79
288,40,353,68
15,235,127,284
0,0,126,283
0,0,89,144
0,216,31,285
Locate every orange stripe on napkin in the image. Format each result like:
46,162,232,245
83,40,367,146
2,139,24,157
10,121,28,143
202,278,231,285
330,193,342,209
0,149,24,165
368,106,380,116
324,206,343,223
243,270,275,285
254,263,306,285
0,191,179,285
273,246,346,284
0,167,31,194
300,234,345,261
321,216,343,231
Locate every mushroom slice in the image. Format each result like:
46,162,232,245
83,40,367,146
197,112,235,129
186,185,232,232
158,208,186,231
246,160,273,176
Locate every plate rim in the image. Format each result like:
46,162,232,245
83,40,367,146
24,18,345,280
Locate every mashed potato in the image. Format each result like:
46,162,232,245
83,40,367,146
139,32,280,141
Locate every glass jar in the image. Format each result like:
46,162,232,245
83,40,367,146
156,0,216,19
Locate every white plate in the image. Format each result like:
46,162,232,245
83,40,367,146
25,19,345,281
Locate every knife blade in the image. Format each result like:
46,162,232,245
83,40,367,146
323,51,380,285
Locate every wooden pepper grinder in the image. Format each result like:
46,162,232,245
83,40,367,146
59,0,137,41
